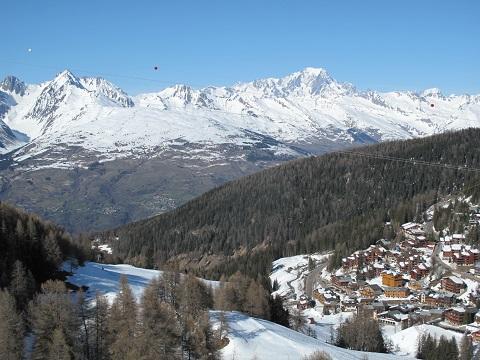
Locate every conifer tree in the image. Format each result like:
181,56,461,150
447,337,459,360
47,328,72,360
108,275,137,360
335,313,386,353
244,280,270,318
459,334,473,360
92,293,109,360
217,311,229,341
77,290,91,359
9,260,35,311
179,275,212,319
44,231,63,268
163,271,181,308
139,277,181,359
272,278,280,291
269,295,289,327
29,280,79,360
0,290,24,360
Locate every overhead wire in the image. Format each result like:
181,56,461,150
330,150,480,173
1,58,221,88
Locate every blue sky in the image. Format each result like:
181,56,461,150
2,0,479,94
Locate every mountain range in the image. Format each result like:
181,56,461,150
0,67,479,232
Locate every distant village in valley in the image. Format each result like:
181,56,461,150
270,198,480,353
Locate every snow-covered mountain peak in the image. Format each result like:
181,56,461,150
278,67,335,95
158,84,195,100
0,75,26,96
25,70,86,125
141,84,219,110
51,69,84,89
20,70,134,136
285,66,332,84
422,87,443,98
299,66,330,76
233,67,354,98
79,77,134,107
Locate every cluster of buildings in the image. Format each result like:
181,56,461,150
440,234,480,266
287,202,480,342
307,217,480,334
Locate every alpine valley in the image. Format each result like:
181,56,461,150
0,67,479,232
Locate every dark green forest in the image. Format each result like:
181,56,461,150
0,202,87,309
106,128,480,279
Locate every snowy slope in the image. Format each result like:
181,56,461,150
65,261,219,303
66,262,410,360
0,79,28,153
388,324,463,357
211,311,411,360
1,67,479,167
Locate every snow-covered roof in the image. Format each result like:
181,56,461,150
382,270,400,276
448,276,464,285
401,222,418,230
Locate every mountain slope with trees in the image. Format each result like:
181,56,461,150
0,202,87,311
107,128,480,278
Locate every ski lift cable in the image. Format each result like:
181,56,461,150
331,150,480,173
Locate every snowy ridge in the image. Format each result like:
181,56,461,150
1,67,480,161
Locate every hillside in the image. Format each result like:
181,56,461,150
64,261,410,360
211,311,410,360
0,68,479,232
0,201,86,311
108,128,480,278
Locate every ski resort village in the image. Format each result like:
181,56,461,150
269,198,480,357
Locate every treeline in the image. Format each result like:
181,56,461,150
433,200,471,234
0,273,219,360
416,333,474,360
0,202,88,311
0,266,291,359
105,128,480,278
